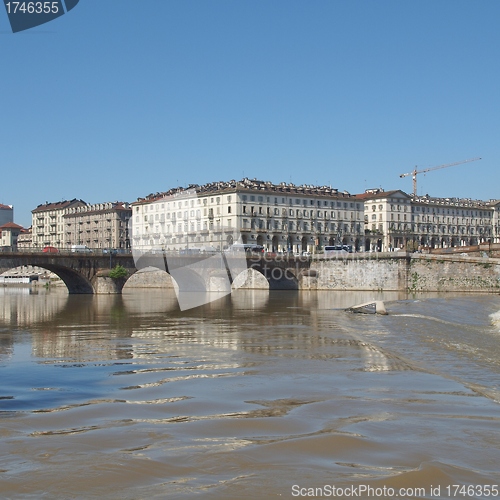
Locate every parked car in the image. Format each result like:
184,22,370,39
71,245,92,253
42,246,58,253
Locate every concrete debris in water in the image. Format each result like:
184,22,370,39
347,301,388,315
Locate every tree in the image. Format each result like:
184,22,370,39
109,264,128,279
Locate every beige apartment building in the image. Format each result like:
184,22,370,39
16,227,32,249
64,202,131,249
131,178,365,253
31,199,86,248
359,188,497,251
31,200,131,249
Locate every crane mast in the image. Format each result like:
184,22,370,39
400,157,481,196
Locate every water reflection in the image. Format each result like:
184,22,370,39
0,288,411,370
231,289,269,310
1,288,500,498
0,287,68,326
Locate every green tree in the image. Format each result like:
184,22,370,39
109,264,128,279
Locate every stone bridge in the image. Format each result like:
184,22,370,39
0,252,137,293
1,251,499,294
0,251,314,294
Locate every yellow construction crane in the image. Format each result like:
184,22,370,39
400,157,481,196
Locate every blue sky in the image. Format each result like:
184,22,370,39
1,0,499,227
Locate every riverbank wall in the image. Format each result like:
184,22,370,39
303,254,500,292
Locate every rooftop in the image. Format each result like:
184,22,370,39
411,194,492,208
64,201,131,217
0,222,23,230
134,178,352,205
32,199,86,213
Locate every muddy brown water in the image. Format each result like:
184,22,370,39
0,288,499,498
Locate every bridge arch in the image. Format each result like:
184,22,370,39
0,262,94,294
0,253,138,294
248,263,299,290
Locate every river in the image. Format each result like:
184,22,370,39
0,287,499,499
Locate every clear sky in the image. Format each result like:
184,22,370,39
1,0,499,227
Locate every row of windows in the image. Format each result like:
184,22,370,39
241,194,360,209
369,213,491,225
135,221,363,235
135,197,361,212
370,203,494,217
135,208,360,223
370,223,492,236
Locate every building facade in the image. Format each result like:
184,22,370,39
489,200,500,243
0,222,23,248
31,199,87,248
16,227,32,249
359,189,496,251
411,194,494,249
63,202,132,249
358,190,411,252
131,178,365,253
31,200,131,249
